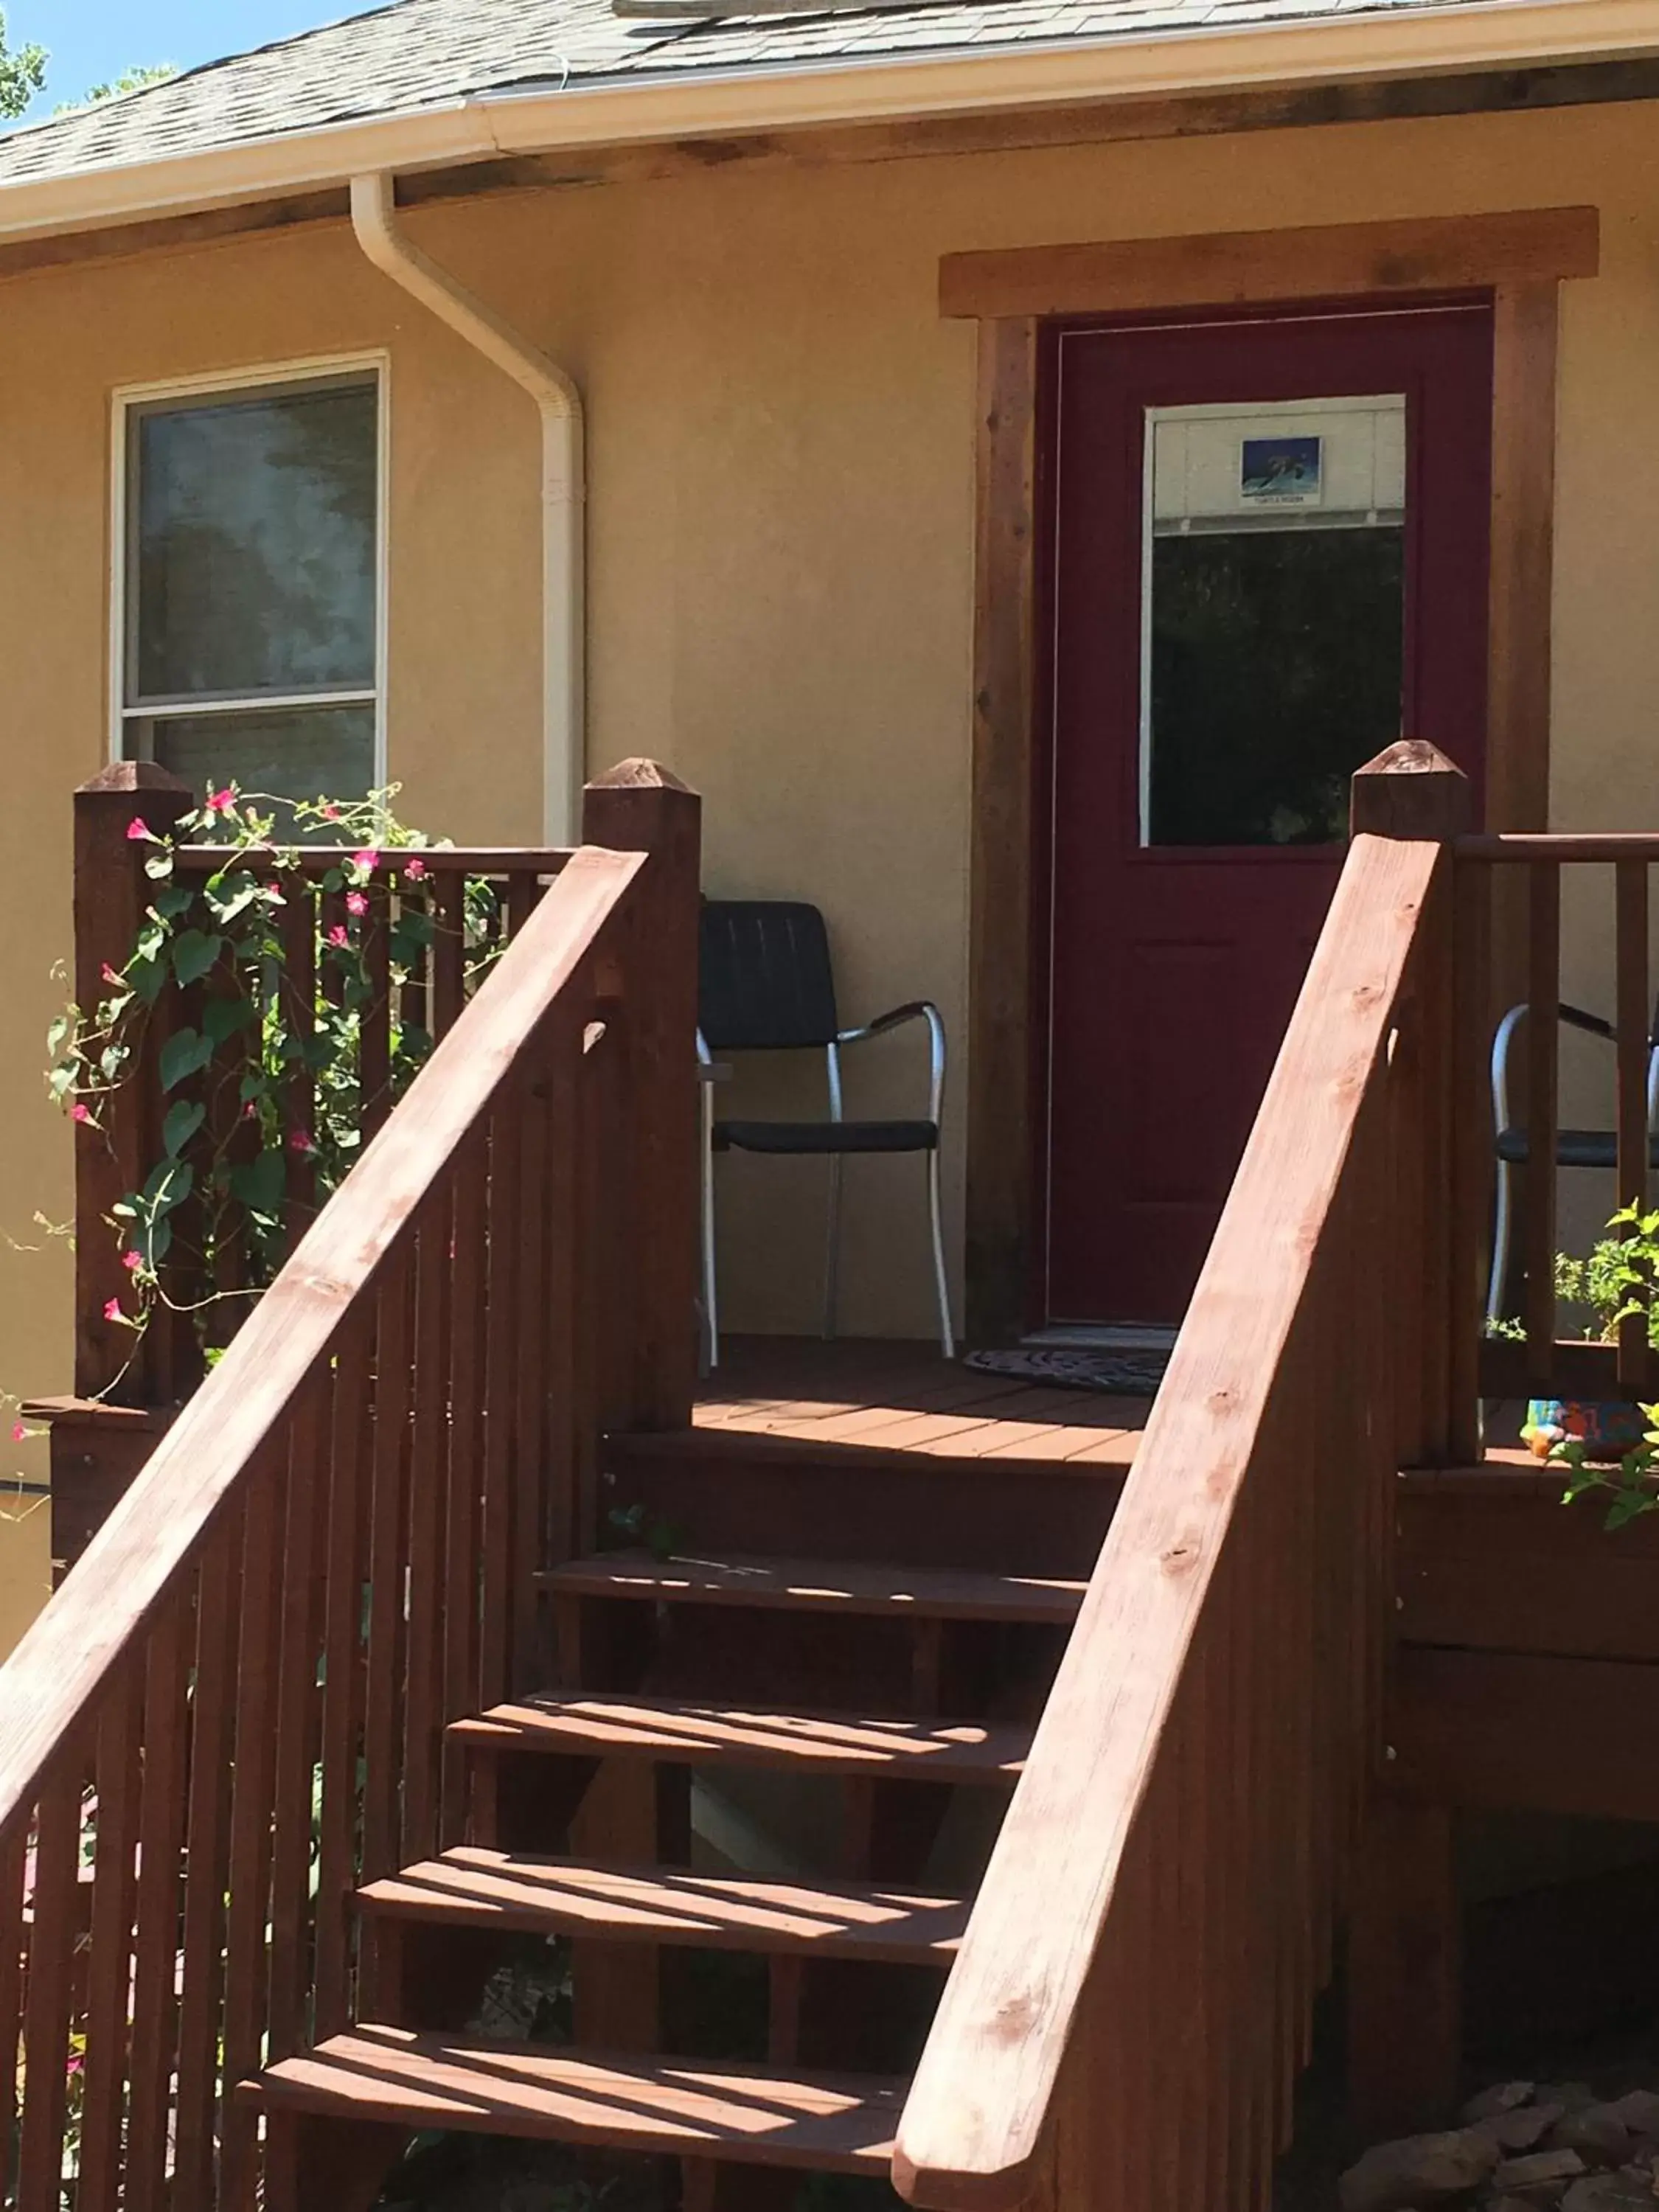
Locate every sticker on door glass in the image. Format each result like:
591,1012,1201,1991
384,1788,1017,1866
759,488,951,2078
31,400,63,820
1239,435,1323,507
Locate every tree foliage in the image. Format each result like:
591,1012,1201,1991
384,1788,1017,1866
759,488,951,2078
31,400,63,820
0,8,46,121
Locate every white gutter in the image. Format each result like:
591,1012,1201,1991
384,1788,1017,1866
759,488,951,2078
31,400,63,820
1,0,1658,247
349,173,585,844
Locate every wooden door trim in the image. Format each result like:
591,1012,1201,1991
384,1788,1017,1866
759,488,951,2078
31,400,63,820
957,209,1598,1345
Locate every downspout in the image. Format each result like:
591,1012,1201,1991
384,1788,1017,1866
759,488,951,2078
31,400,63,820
349,171,585,843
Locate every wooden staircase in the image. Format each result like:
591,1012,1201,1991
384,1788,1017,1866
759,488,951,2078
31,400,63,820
243,1439,1092,2207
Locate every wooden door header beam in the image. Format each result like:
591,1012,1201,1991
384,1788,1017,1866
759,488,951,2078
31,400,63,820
939,204,1599,319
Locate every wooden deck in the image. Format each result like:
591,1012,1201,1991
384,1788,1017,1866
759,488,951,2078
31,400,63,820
695,1338,1149,1469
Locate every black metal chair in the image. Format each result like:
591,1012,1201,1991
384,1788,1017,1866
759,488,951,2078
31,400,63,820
1487,995,1659,1323
698,900,953,1366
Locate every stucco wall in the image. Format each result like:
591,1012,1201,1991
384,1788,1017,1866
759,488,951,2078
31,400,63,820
0,99,1654,1572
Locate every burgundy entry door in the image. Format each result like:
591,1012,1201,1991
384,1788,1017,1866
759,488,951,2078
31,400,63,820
1043,305,1492,1326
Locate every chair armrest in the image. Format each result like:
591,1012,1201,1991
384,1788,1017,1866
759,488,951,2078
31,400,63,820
1559,1003,1615,1042
836,1003,945,1126
1492,1000,1619,1140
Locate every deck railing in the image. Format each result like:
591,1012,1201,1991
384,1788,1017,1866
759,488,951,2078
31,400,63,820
894,741,1473,2211
69,763,594,1410
0,759,699,2210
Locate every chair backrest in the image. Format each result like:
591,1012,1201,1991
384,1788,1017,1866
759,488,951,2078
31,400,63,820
700,900,839,1051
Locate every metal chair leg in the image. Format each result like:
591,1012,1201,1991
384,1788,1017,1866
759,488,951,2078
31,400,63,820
1486,1157,1512,1329
701,1091,720,1372
928,1147,955,1360
823,1155,843,1342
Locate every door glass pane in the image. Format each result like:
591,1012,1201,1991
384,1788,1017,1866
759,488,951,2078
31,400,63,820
1143,397,1406,848
132,379,377,702
147,706,376,808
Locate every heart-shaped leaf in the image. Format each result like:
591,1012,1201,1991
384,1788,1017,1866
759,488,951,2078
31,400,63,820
171,930,224,987
159,1026,211,1092
161,1099,205,1158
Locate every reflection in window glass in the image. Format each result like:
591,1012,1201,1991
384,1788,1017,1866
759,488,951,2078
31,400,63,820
123,375,379,804
1147,527,1405,848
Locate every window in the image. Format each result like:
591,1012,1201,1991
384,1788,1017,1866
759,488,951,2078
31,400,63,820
116,364,384,804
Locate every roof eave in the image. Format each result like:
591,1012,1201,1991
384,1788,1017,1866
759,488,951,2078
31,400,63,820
1,0,1656,246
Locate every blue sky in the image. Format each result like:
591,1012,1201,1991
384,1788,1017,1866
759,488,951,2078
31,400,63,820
13,1,366,118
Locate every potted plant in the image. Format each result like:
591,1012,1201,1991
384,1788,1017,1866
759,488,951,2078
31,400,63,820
1511,1203,1659,1474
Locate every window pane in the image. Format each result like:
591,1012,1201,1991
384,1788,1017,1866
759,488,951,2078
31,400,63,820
149,706,375,809
133,380,377,702
1147,526,1404,847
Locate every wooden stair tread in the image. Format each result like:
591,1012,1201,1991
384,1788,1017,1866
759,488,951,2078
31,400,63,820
540,1548,1086,1621
247,2028,903,2168
449,1694,1029,1781
358,1848,968,1961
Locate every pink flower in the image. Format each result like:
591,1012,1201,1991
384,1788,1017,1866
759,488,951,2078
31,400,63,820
403,857,428,881
69,1102,91,1124
326,924,349,949
126,817,150,842
351,848,380,874
265,880,284,902
101,962,122,986
289,1130,314,1155
121,1249,142,1273
346,890,368,917
10,1422,27,1444
242,1101,258,1121
102,1297,123,1323
206,787,235,815
321,802,341,821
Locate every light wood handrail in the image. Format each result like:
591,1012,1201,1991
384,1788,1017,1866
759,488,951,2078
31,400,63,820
894,828,1451,2209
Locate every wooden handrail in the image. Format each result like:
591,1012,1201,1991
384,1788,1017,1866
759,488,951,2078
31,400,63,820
0,761,701,2206
895,819,1456,2208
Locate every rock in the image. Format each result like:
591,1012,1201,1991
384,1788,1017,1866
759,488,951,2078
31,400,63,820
1493,2149,1587,2200
1467,2085,1542,2125
1601,2093,1659,2141
1340,2131,1501,2212
1562,2176,1659,2212
1551,2108,1635,2166
1540,2085,1601,2116
1478,2107,1567,2154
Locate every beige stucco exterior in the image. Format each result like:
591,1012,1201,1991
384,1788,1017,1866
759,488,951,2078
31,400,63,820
0,94,1655,1645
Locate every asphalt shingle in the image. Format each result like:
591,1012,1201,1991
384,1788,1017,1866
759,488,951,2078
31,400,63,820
0,0,1492,187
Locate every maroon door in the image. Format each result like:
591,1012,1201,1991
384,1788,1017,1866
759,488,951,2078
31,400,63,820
1043,305,1492,1326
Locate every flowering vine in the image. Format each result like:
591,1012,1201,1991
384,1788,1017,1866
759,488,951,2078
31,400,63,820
46,784,498,1367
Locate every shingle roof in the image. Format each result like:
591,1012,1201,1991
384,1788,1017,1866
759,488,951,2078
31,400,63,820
0,0,1491,187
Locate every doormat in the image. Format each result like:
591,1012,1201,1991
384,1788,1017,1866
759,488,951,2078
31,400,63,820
964,1346,1169,1397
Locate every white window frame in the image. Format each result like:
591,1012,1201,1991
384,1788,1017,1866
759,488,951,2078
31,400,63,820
108,350,392,783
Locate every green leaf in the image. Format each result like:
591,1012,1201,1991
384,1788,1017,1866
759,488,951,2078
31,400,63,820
161,1099,205,1158
46,1014,71,1056
229,1150,285,1220
129,956,167,1007
204,995,255,1046
140,1158,193,1215
159,1027,212,1092
171,929,224,987
204,872,262,925
151,883,193,922
143,849,175,880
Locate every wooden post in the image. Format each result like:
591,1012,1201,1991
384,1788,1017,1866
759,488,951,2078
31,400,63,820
72,764,194,1403
1347,744,1472,2132
580,759,701,1432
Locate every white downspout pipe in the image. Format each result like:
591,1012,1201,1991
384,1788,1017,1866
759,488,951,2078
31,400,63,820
349,171,585,843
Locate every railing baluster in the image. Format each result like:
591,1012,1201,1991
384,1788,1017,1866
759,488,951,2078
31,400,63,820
433,868,467,1042
1616,858,1651,1391
361,877,394,1142
1525,860,1562,1383
18,1761,80,2207
268,1383,328,2065
316,1326,371,2040
127,1588,194,2211
442,1135,489,1835
0,1817,27,2199
77,1671,141,2208
403,1193,452,1864
175,1503,245,2202
362,1254,414,1886
512,1065,554,1683
280,889,318,1254
481,1103,522,1709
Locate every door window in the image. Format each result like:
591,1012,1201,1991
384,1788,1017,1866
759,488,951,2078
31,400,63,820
1141,397,1406,848
119,369,381,804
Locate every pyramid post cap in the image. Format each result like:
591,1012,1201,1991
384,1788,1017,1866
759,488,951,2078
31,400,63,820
585,757,695,796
